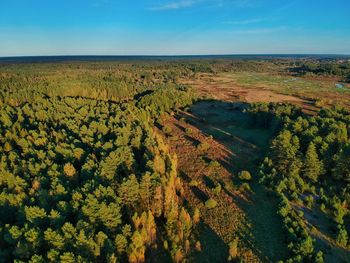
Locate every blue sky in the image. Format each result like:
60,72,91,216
0,0,349,56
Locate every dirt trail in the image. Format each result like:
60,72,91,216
162,100,288,262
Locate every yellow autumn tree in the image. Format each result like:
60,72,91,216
64,163,76,178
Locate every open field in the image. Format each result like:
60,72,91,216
177,67,350,262
182,72,350,112
161,100,289,262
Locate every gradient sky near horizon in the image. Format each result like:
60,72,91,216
0,0,349,56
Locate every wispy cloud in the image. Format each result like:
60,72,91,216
224,18,264,25
232,26,286,34
231,0,260,9
149,0,260,11
149,0,198,11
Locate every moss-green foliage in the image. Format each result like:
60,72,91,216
293,60,350,80
0,61,195,106
137,84,194,116
257,103,350,260
0,62,199,262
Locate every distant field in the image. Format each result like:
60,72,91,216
184,71,350,111
229,72,350,96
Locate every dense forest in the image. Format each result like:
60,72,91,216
0,58,349,262
256,104,350,262
0,62,198,262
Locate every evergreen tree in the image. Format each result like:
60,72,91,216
115,234,127,254
336,225,348,247
139,172,153,210
333,144,350,182
271,131,302,178
303,142,324,182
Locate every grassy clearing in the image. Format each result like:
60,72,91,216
163,113,252,262
188,101,288,261
162,100,289,262
219,72,350,109
188,72,350,110
228,72,350,95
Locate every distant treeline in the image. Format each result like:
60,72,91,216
291,60,350,81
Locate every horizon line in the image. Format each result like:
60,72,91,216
1,53,350,61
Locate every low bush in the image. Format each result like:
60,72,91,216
205,198,218,209
212,183,222,195
238,170,252,181
197,142,210,152
162,125,173,135
189,180,199,187
185,127,193,135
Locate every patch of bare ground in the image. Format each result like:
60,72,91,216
182,74,318,114
176,73,350,261
183,74,304,102
160,100,289,262
161,115,256,262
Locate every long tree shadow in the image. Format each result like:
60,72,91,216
194,222,229,263
179,171,208,202
180,99,289,262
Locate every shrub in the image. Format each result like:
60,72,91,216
205,198,217,209
305,195,314,209
240,183,251,192
162,125,172,135
163,240,169,250
296,236,314,256
228,238,238,261
212,183,222,195
224,181,233,191
336,225,348,247
193,208,200,224
185,127,193,135
315,99,326,108
319,203,326,213
189,180,199,187
333,202,346,225
197,142,210,152
209,160,221,169
315,251,324,263
195,241,201,251
238,170,252,181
